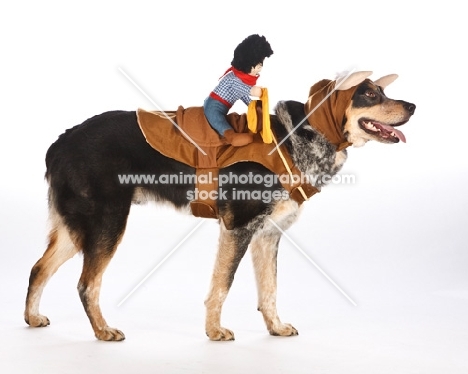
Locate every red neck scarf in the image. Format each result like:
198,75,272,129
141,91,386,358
221,67,258,85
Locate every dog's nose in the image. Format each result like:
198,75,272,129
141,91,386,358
404,102,416,115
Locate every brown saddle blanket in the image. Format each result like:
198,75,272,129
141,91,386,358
138,106,251,169
137,106,279,170
136,106,318,210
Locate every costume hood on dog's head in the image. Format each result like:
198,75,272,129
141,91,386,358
231,34,274,73
305,71,403,150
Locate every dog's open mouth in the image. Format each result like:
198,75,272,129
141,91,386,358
359,118,407,143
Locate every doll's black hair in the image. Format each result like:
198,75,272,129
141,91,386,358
231,34,274,73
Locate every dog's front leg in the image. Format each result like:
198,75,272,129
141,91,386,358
250,230,298,337
205,222,251,341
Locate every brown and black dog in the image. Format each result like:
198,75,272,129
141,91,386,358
24,71,415,341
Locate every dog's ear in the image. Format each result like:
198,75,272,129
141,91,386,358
373,74,398,89
335,71,373,90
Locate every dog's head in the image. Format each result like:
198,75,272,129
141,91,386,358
305,71,416,149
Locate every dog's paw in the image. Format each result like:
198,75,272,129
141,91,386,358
25,314,50,327
94,327,126,341
206,327,235,341
269,323,298,337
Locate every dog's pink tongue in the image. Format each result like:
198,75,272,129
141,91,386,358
381,124,406,143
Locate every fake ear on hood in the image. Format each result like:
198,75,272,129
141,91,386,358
373,74,398,89
335,71,372,91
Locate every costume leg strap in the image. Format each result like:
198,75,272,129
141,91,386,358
190,168,219,219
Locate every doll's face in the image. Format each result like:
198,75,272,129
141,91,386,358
249,63,263,76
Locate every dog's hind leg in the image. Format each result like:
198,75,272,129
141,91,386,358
25,211,79,327
77,210,129,341
250,229,298,337
204,222,253,341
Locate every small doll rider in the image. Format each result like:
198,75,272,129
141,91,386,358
204,34,273,147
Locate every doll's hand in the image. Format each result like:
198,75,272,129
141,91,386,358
250,85,263,98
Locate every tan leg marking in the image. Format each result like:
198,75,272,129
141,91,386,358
250,232,298,337
78,261,125,341
248,200,300,336
204,222,238,341
78,233,126,342
25,214,79,327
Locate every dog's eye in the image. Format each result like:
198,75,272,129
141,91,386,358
365,90,376,98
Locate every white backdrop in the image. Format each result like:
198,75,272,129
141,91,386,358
1,1,467,373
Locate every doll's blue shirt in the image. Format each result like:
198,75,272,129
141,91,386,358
211,72,252,106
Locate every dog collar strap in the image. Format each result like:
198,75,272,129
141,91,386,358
337,141,352,151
